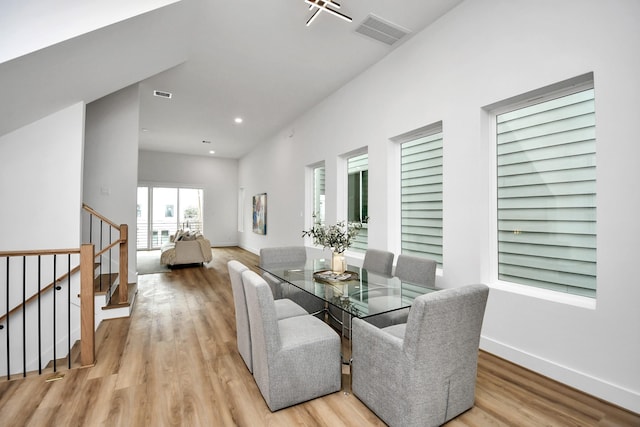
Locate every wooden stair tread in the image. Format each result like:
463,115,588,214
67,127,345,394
45,340,82,370
102,282,137,310
94,273,118,295
0,341,84,382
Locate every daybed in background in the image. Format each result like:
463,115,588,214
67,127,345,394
160,230,212,266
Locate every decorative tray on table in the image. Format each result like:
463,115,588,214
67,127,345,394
313,270,359,284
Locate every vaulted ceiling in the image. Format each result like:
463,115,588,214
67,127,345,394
1,0,464,158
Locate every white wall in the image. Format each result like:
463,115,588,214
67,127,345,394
238,132,308,254
138,150,239,247
84,85,140,280
0,102,85,375
0,103,85,250
239,0,640,412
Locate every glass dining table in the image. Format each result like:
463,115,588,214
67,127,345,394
261,258,436,333
259,257,438,392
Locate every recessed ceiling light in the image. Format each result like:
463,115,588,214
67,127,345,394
234,117,243,124
209,150,215,154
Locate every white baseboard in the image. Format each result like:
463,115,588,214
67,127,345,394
238,244,259,256
480,336,640,414
210,241,239,247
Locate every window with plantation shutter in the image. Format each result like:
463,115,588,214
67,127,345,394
496,87,596,298
347,153,368,252
401,131,443,266
313,165,325,225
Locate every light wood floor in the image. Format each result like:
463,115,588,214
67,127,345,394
0,247,638,426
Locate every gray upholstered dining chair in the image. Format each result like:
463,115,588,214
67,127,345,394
352,284,490,427
362,248,394,277
366,254,438,328
242,269,341,411
227,260,308,373
259,246,323,314
394,253,437,286
259,246,307,299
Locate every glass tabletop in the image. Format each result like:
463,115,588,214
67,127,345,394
259,258,438,319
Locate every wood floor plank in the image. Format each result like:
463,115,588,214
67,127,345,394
478,351,604,420
0,376,52,425
0,247,638,426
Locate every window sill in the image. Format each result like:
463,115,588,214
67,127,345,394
489,280,596,310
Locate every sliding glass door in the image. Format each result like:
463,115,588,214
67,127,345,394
137,186,204,249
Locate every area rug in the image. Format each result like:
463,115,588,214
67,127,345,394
136,250,171,275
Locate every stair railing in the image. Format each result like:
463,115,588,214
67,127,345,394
0,245,95,380
82,204,128,305
0,205,128,380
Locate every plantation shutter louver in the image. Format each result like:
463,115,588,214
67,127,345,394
496,88,596,297
401,132,443,266
313,166,326,225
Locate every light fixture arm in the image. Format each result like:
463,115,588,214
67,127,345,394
304,0,352,26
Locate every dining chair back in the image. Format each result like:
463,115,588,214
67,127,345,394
227,260,252,371
259,246,307,299
362,249,394,277
394,254,437,287
352,284,490,427
259,246,323,314
228,260,309,373
242,270,341,411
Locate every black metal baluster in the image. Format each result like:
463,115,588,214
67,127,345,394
89,214,93,243
38,255,42,375
22,256,26,377
52,254,56,372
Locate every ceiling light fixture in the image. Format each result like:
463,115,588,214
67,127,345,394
234,117,243,124
209,150,215,154
305,0,352,26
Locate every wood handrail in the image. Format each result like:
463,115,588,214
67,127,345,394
0,248,80,257
0,249,81,324
96,240,123,258
0,205,126,373
1,206,129,323
0,245,96,367
0,239,128,324
82,203,129,301
82,203,120,230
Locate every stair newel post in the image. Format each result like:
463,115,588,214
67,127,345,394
80,244,95,367
119,224,128,304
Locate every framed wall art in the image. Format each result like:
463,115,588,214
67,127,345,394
252,193,267,235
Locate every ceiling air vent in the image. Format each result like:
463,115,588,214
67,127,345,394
153,90,172,99
355,14,411,46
